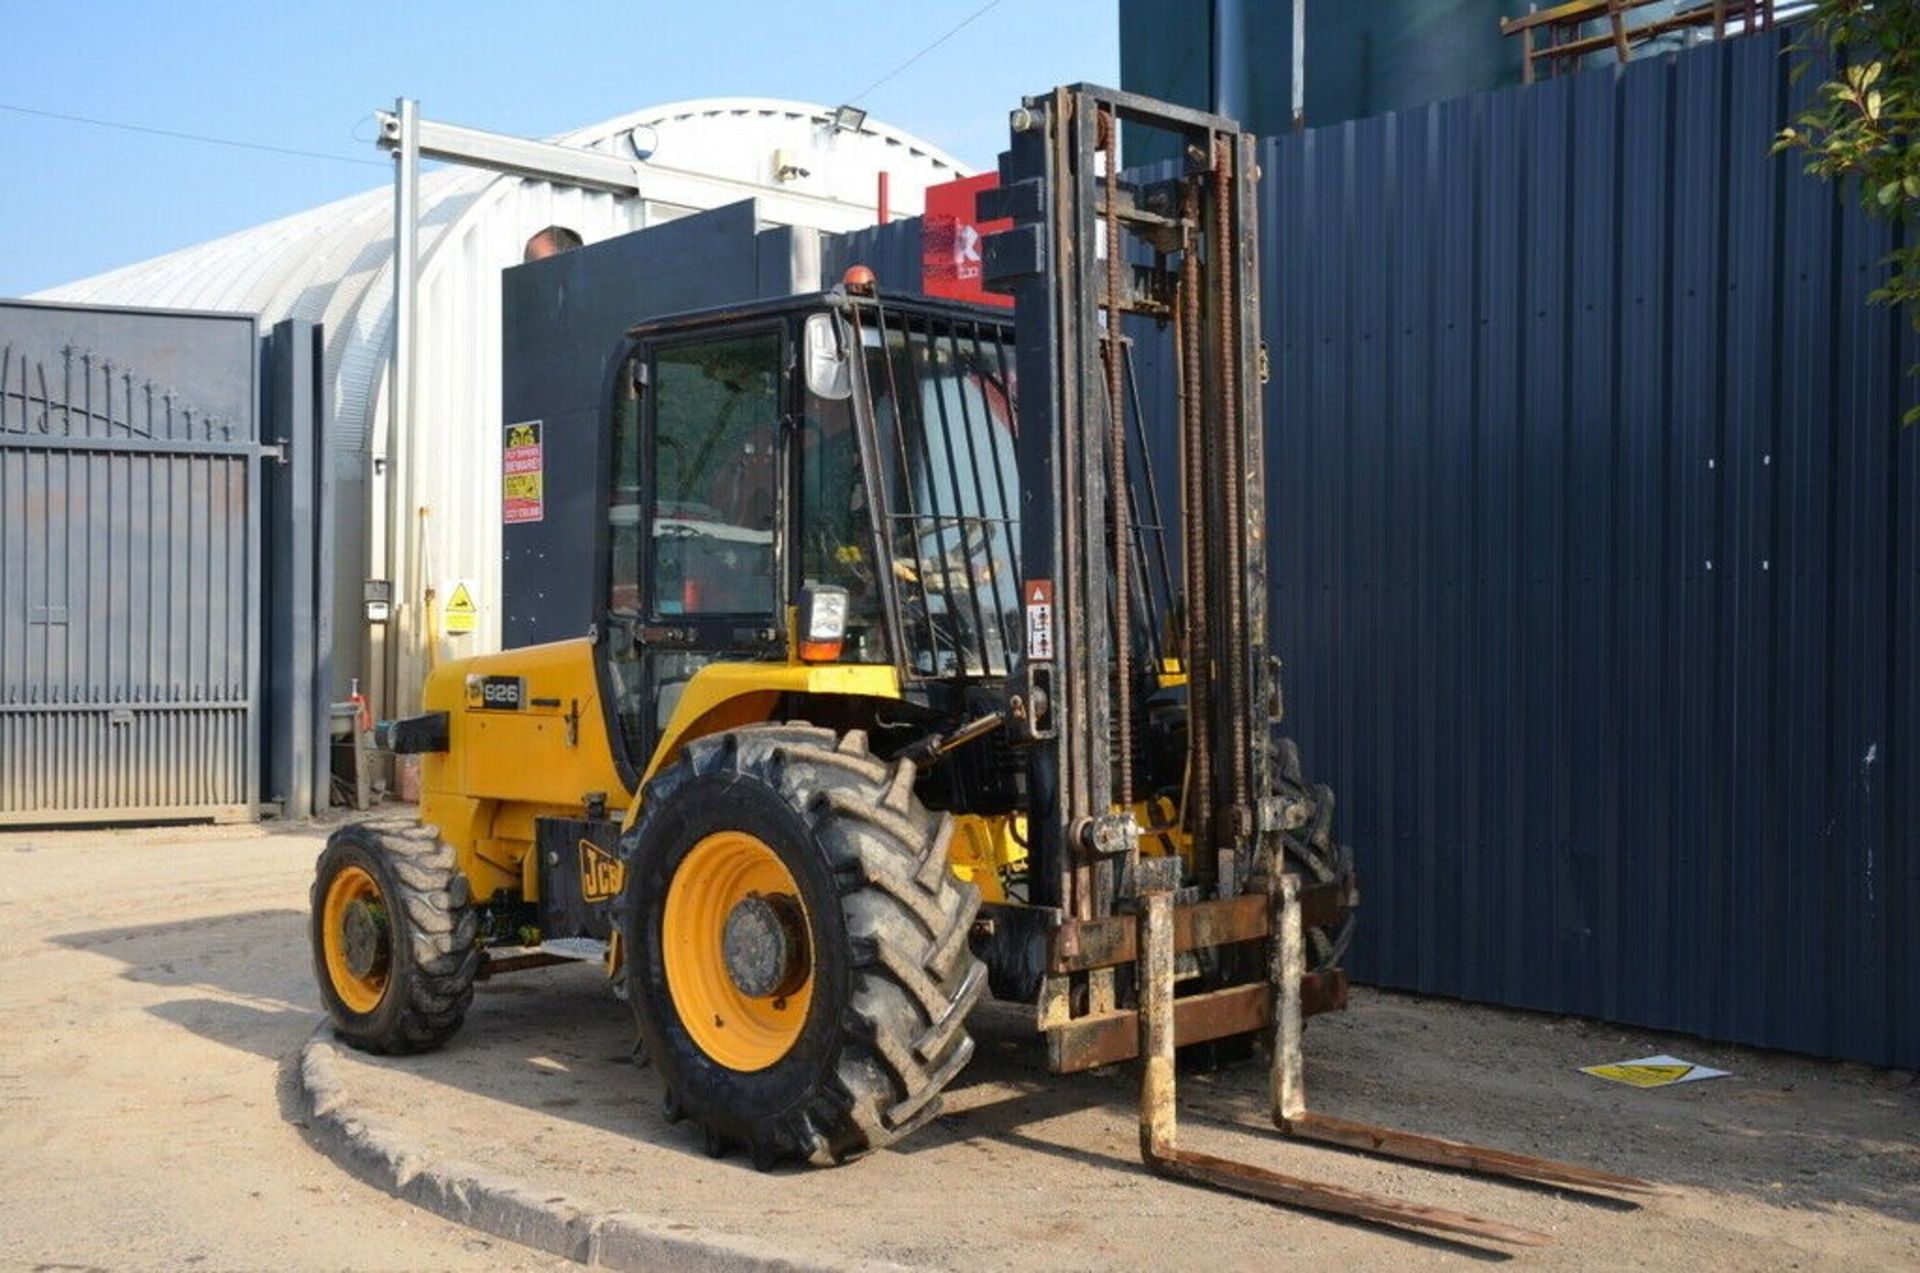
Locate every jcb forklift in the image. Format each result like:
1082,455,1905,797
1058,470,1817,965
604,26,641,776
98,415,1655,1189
312,87,1656,1245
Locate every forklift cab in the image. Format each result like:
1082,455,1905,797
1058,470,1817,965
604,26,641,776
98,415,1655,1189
597,290,1025,780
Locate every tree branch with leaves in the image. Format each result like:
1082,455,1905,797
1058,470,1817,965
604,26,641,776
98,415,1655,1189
1775,1,1920,424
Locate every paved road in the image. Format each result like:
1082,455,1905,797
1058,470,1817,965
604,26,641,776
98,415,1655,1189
0,822,566,1272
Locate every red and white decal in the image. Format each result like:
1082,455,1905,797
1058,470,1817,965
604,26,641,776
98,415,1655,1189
1025,579,1054,661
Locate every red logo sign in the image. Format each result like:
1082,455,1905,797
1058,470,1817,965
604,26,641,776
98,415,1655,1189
921,173,1012,309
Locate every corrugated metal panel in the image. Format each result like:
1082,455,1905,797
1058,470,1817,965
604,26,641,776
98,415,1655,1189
0,301,262,824
822,218,927,293
1260,27,1918,1066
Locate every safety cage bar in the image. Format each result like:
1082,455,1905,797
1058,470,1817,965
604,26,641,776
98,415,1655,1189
844,296,1175,687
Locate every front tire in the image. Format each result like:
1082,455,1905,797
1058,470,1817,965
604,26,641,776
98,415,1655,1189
310,818,480,1054
619,724,987,1167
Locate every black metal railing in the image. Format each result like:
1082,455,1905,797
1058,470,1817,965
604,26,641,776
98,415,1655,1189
0,343,234,441
853,302,1023,680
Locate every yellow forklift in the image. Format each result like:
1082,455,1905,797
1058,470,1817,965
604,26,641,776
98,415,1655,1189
311,86,1656,1245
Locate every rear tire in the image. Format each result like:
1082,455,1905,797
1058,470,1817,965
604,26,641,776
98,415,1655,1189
1272,736,1356,971
310,818,479,1055
619,724,986,1167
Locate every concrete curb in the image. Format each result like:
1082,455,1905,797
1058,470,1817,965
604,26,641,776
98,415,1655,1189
296,1027,905,1272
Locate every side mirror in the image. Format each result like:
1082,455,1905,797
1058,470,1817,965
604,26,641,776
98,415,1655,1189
804,312,852,401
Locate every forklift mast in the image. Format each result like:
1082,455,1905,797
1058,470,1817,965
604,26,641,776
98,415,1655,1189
983,87,1274,928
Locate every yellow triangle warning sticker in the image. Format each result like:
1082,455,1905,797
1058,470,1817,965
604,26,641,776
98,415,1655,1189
443,580,478,635
1583,1063,1694,1088
1583,1054,1729,1088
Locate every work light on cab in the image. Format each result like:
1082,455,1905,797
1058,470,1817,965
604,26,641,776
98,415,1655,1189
798,585,849,661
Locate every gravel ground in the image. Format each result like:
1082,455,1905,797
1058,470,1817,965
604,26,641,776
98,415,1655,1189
2,819,1915,1270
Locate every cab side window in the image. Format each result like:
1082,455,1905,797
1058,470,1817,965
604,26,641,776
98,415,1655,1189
607,359,644,615
651,333,782,616
602,331,784,773
800,387,885,660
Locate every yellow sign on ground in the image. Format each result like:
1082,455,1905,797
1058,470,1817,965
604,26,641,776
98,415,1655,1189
1584,1063,1694,1087
1581,1054,1730,1088
444,580,478,636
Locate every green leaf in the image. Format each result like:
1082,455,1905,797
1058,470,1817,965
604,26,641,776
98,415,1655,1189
1791,0,1920,420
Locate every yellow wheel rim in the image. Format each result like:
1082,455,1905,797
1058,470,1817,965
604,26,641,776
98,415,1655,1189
662,831,814,1072
321,864,389,1015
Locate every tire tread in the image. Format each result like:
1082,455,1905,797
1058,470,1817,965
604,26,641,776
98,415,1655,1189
627,724,985,1167
312,818,478,1056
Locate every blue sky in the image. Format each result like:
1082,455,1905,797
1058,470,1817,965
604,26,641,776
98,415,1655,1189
0,1,1118,297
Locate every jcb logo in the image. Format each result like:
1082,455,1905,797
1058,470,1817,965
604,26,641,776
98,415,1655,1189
579,839,625,902
465,674,524,711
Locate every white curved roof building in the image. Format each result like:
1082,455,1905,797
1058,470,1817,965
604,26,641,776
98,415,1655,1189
35,98,967,712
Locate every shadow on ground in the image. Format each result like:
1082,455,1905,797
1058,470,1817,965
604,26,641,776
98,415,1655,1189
53,908,1920,1236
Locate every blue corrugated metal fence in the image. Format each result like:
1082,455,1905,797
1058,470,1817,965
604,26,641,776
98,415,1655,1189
1262,27,1917,1066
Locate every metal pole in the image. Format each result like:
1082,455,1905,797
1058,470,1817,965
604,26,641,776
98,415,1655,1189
1291,0,1306,132
1606,0,1632,64
385,96,419,720
369,96,653,724
1212,0,1246,123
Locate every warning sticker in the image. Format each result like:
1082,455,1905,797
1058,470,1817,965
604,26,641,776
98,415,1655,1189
1581,1054,1730,1089
443,580,478,636
503,420,544,524
1025,579,1054,660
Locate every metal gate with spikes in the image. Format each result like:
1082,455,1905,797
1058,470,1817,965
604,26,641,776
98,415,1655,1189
0,300,266,825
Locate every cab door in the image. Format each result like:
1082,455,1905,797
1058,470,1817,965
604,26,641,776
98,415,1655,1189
603,324,789,774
